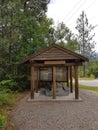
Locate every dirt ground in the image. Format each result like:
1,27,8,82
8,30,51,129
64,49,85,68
9,90,98,130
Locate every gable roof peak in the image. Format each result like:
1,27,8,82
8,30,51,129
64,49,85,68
22,44,88,63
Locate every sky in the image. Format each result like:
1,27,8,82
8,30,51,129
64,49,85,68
47,0,98,52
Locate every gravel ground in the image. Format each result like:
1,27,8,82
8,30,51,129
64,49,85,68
9,90,98,130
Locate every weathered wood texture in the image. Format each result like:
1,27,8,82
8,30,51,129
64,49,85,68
67,66,70,87
22,44,88,63
22,44,88,100
32,47,79,60
30,63,82,67
53,66,56,99
36,68,39,93
44,61,66,65
74,66,79,99
70,66,73,93
31,65,34,99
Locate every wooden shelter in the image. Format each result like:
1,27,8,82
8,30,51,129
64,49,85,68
22,44,88,100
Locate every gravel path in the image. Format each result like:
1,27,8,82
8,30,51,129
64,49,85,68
10,90,98,130
79,79,98,87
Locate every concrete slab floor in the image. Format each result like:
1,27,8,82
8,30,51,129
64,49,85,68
27,92,82,102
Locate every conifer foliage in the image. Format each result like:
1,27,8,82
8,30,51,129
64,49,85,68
76,11,96,59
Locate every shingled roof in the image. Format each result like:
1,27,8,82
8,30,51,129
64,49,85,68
22,44,88,63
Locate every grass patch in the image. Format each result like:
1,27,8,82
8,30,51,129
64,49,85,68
0,91,26,129
0,92,23,117
79,84,98,93
79,77,94,80
0,93,19,106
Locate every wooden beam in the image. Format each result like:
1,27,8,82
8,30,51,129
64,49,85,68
53,66,56,99
44,60,66,65
32,63,65,67
31,65,35,99
74,65,79,99
31,62,82,67
66,62,82,66
70,66,73,93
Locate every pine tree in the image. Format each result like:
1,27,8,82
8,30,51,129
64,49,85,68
75,11,96,77
76,11,96,58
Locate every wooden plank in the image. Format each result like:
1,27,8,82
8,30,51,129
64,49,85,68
74,65,79,99
33,64,66,67
33,47,79,60
31,65,34,99
31,63,82,67
44,61,66,65
53,66,56,99
66,63,82,66
70,66,73,93
22,44,88,63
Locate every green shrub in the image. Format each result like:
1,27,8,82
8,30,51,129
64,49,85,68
0,74,30,92
0,80,18,91
0,115,6,129
0,93,13,107
0,88,12,93
13,75,30,91
89,74,95,79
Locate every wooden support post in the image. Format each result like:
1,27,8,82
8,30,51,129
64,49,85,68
31,65,35,99
36,68,39,93
53,66,56,99
70,66,73,93
67,66,70,87
74,65,79,99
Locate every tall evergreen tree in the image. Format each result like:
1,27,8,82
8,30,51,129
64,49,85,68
75,11,96,77
75,11,96,58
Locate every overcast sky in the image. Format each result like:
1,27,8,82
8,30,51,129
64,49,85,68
47,0,98,52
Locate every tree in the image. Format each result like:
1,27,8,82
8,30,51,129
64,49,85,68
54,22,71,46
0,0,52,82
75,11,96,77
65,39,78,52
87,60,98,78
51,22,78,51
0,0,52,60
76,11,96,58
